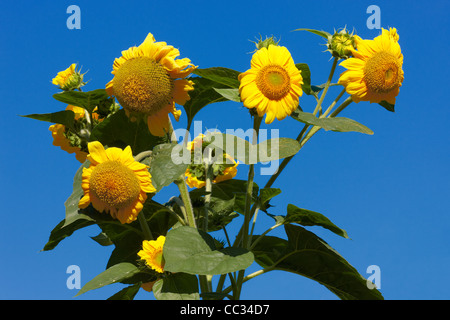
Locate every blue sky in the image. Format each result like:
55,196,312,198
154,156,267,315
1,0,449,300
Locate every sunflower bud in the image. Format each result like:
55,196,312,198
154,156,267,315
253,35,280,51
52,63,86,91
326,29,356,59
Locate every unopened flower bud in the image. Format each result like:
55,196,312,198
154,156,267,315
327,29,356,59
52,63,86,91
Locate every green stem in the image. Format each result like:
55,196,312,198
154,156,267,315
320,87,346,119
222,268,273,296
203,148,213,233
175,178,196,228
138,211,153,241
134,150,152,162
329,96,353,118
235,114,262,299
316,57,339,114
168,118,197,228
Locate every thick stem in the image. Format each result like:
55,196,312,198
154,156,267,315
203,147,213,233
235,114,262,299
175,178,197,228
138,211,153,241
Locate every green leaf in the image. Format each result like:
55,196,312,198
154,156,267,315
90,232,114,246
257,137,301,162
42,218,95,251
286,204,349,239
21,110,76,131
53,89,110,113
379,100,395,112
90,109,165,155
213,88,241,102
252,224,383,300
149,143,189,191
294,28,332,39
75,262,141,297
183,77,229,129
193,67,241,88
295,63,312,95
63,160,94,227
90,199,177,268
192,196,239,232
259,188,282,212
163,226,254,275
153,273,199,300
107,283,141,300
291,110,374,135
205,132,301,164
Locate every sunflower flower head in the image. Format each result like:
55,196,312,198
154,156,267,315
327,28,356,59
338,27,404,105
49,105,102,163
78,141,156,224
185,134,238,189
138,236,166,274
52,63,86,91
239,43,303,124
106,33,197,137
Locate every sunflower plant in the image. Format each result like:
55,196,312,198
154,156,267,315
23,27,404,300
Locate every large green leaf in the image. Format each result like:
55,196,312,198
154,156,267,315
149,143,189,191
21,110,76,131
53,89,111,113
163,226,254,275
85,199,177,268
258,187,282,212
285,204,349,239
295,63,312,95
193,67,241,88
107,283,141,300
213,88,241,102
90,109,165,155
153,273,200,300
75,262,141,297
205,132,301,164
42,218,95,251
291,109,374,135
182,77,229,129
63,160,93,227
252,224,383,300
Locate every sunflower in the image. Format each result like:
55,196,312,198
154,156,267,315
52,63,85,91
105,33,197,137
238,44,303,124
78,141,156,224
338,28,404,104
185,134,238,189
49,105,93,163
138,236,166,274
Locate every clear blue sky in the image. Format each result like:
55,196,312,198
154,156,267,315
1,0,449,300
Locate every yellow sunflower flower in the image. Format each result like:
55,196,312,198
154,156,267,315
138,236,166,274
105,33,197,137
185,134,238,189
337,28,404,104
78,141,156,224
238,44,303,124
52,63,85,91
49,105,91,163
